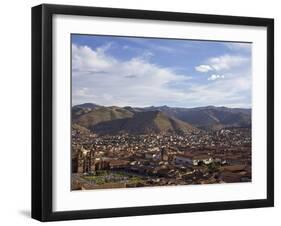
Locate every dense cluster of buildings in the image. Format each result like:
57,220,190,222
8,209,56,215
71,128,251,190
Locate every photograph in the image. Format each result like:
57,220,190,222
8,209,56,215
71,34,252,190
31,3,274,221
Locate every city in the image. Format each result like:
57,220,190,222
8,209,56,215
72,124,251,190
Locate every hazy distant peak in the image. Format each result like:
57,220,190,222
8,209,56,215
72,103,251,132
73,103,100,109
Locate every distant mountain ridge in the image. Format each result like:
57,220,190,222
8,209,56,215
92,110,198,135
72,103,251,135
73,106,134,129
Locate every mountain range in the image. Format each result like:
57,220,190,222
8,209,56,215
72,103,251,135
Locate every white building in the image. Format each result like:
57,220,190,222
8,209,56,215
173,153,214,166
192,155,213,166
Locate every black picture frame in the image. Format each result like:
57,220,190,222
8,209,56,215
32,3,274,222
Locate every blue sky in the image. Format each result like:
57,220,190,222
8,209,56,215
72,34,252,108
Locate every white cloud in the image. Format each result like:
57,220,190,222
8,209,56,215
195,65,213,73
207,74,225,81
192,52,251,107
186,71,251,107
207,54,249,71
72,44,190,107
195,54,249,74
72,44,116,73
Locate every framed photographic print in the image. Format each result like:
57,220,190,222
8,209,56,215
32,4,274,221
